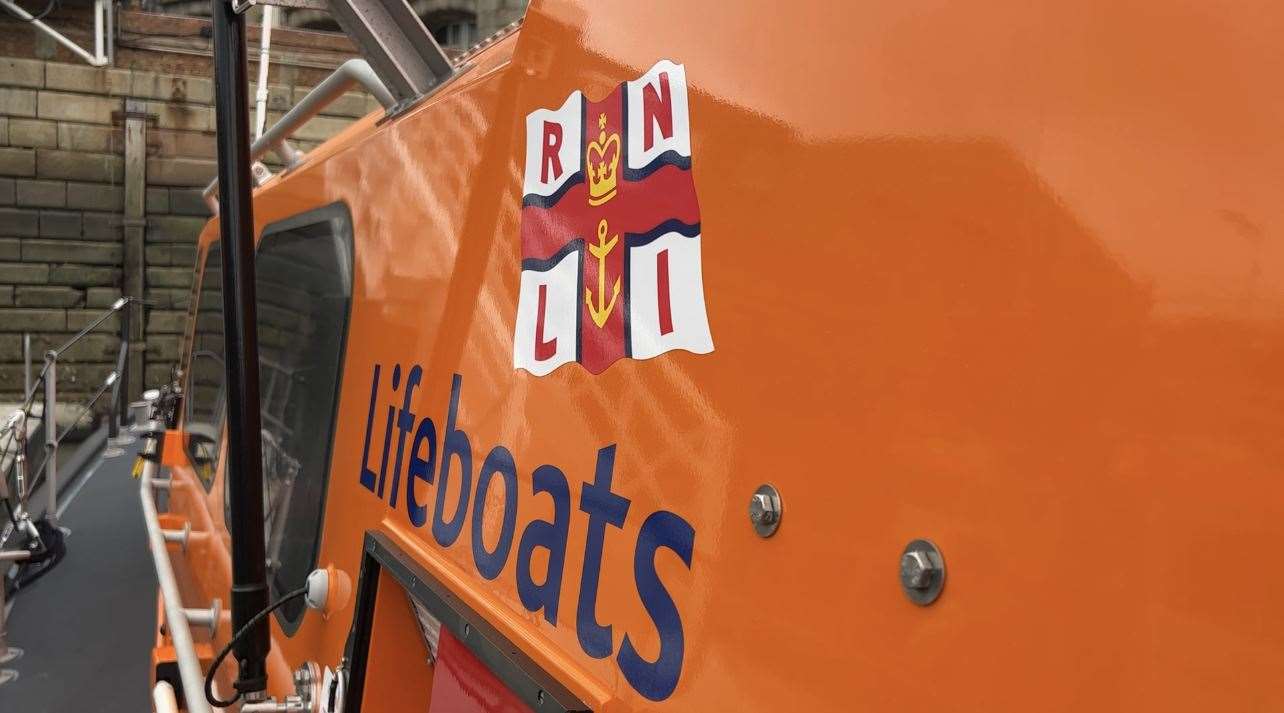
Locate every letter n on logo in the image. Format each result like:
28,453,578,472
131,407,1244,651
641,72,673,152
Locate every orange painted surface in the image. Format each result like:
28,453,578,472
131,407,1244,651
159,0,1284,710
361,569,435,711
160,429,189,468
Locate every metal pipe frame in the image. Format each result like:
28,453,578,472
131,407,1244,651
109,341,127,440
118,296,131,429
53,296,132,356
16,297,139,517
152,681,179,713
140,456,214,713
202,58,395,213
241,698,308,712
254,4,275,140
43,354,57,525
323,0,453,103
182,598,222,637
0,0,110,66
2,411,27,508
161,521,191,551
22,334,30,400
93,0,104,62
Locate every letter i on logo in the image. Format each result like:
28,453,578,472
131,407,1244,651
656,249,673,336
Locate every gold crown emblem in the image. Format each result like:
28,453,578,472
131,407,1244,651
586,113,620,206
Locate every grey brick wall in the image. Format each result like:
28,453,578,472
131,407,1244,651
0,51,376,409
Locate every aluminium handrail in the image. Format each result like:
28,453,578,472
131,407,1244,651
202,58,395,213
108,336,128,440
0,0,110,67
153,681,180,713
7,294,133,420
140,456,214,713
52,296,136,357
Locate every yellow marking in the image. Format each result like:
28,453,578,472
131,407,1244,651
586,115,620,206
585,219,622,328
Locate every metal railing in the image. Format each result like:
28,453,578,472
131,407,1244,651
152,680,180,713
1,296,144,541
140,428,216,713
0,297,151,689
202,58,395,214
0,0,113,66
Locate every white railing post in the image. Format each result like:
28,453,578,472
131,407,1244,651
43,352,57,526
152,681,179,713
92,0,105,64
22,334,30,400
255,5,275,140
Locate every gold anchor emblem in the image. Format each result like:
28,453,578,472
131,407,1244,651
585,218,622,328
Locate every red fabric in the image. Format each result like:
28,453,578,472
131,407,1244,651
427,628,531,713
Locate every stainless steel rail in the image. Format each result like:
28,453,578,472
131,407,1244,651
1,298,143,526
140,456,214,713
0,297,141,536
0,0,110,67
152,681,180,713
323,0,453,104
202,58,395,213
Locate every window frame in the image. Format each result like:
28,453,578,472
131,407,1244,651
253,201,356,635
344,531,592,713
183,242,227,492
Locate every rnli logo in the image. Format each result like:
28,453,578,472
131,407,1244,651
514,60,713,375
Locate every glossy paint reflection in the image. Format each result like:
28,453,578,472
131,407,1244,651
166,0,1284,710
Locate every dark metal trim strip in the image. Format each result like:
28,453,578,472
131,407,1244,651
343,530,592,713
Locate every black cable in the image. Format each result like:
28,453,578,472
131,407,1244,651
204,585,307,708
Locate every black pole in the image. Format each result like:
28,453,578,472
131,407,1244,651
211,0,270,698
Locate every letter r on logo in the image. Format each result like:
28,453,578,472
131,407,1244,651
542,121,564,183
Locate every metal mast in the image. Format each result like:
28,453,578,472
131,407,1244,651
210,0,271,698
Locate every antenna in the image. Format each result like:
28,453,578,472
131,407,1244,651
210,0,271,699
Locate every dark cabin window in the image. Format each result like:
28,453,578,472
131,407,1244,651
184,244,226,491
422,8,476,50
253,203,353,633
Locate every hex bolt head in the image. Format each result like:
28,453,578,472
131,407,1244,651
749,494,776,525
899,539,946,606
748,484,782,537
900,550,933,590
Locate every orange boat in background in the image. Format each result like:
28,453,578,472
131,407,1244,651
138,0,1284,711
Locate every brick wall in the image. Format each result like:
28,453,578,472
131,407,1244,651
0,10,374,410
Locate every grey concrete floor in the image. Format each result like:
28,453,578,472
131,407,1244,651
0,437,153,712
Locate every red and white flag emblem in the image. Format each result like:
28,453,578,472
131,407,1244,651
513,60,713,376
